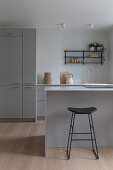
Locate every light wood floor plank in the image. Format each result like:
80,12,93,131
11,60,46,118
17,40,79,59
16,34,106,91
0,120,112,170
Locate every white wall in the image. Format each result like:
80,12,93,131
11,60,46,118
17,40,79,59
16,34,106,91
37,29,109,84
108,30,113,82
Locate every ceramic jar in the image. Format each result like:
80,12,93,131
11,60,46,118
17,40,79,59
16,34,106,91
44,72,52,84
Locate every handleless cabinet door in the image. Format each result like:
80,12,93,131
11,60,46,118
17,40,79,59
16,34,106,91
37,101,46,116
23,86,36,118
0,28,22,37
0,86,22,118
0,37,22,85
23,29,36,85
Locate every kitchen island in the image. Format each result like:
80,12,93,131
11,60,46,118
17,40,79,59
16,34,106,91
42,85,113,155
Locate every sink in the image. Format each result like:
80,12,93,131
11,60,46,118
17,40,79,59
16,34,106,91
83,83,113,88
84,83,109,85
85,86,113,88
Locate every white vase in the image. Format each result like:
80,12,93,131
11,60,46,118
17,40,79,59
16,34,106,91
89,47,95,51
97,47,101,51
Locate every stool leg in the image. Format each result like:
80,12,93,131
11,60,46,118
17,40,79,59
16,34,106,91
67,112,74,153
88,114,94,151
67,112,75,159
90,113,99,159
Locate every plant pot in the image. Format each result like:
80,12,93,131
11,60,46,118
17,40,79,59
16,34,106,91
97,47,102,51
89,47,95,51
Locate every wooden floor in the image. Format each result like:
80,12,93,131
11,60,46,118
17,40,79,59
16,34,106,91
0,120,113,170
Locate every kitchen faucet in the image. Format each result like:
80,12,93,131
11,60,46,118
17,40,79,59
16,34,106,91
87,68,94,83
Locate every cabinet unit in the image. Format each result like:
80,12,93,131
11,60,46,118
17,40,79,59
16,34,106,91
36,86,47,117
0,86,22,118
23,29,36,85
0,37,22,85
23,86,36,118
37,101,46,117
0,28,36,119
0,28,22,37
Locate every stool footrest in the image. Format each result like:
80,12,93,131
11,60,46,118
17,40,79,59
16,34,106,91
72,139,95,141
70,133,91,135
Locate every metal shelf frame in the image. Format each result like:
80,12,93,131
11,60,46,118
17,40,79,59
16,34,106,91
64,50,103,65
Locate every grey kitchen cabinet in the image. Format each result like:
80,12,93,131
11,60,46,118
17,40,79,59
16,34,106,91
0,86,22,118
0,28,36,119
0,37,22,85
36,86,47,117
23,86,36,118
0,28,22,37
37,90,47,100
37,100,46,116
23,28,36,85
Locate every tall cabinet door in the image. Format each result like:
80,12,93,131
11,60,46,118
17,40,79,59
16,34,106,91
0,86,22,118
23,86,36,118
0,28,22,37
0,37,22,85
23,29,36,85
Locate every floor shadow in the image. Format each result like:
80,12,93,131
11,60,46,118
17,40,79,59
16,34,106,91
0,136,45,157
47,147,97,160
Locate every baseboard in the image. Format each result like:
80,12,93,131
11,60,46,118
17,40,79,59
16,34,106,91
37,116,45,120
0,118,35,123
0,117,45,122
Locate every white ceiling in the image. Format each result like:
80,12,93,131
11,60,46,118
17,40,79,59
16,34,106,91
0,0,113,30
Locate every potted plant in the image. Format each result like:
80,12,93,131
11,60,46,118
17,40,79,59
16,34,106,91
95,42,101,51
89,43,95,51
95,42,107,53
101,45,107,53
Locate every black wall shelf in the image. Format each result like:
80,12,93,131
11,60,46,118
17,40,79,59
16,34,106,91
64,50,103,65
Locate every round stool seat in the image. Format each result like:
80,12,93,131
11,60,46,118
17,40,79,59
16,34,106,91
68,107,97,114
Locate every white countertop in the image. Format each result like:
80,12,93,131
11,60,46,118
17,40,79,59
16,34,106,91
36,84,84,86
45,86,113,91
37,83,113,91
37,83,113,86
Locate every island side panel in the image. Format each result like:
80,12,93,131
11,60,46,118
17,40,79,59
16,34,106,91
46,91,113,148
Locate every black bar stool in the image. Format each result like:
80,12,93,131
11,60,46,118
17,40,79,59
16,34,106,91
67,107,99,160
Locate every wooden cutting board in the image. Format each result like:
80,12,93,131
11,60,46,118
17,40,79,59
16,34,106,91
60,72,70,84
